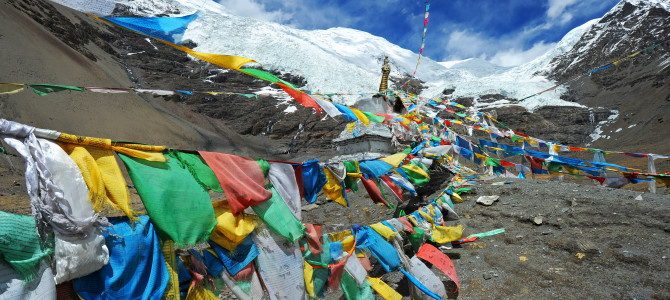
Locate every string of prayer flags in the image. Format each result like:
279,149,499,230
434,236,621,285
401,1,430,88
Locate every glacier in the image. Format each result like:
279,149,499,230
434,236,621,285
52,0,603,111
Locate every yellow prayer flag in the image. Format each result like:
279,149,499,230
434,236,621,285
161,240,180,300
209,201,256,251
367,277,402,300
0,83,25,95
379,152,408,168
350,107,370,126
58,143,138,220
369,223,397,240
323,168,347,207
347,122,356,132
432,224,463,243
417,210,434,224
450,192,463,203
304,262,315,298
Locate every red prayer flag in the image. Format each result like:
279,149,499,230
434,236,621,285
277,83,323,118
361,177,390,207
381,175,403,201
199,151,272,215
416,244,459,292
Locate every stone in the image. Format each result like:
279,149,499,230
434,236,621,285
533,216,543,225
635,194,643,201
476,195,500,206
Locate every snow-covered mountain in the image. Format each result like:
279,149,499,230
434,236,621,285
49,0,594,110
48,0,670,114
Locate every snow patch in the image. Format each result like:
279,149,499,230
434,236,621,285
283,106,297,113
587,109,619,145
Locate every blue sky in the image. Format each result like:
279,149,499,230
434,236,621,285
216,0,620,67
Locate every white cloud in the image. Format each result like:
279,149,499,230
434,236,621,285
489,41,557,67
217,0,292,23
547,0,579,19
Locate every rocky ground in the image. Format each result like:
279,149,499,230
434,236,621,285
299,175,670,300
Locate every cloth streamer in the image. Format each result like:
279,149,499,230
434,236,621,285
0,262,56,299
172,151,224,192
367,276,402,300
322,167,348,207
38,139,110,284
332,103,359,122
340,271,374,300
361,177,390,207
343,161,360,192
101,13,197,44
209,201,256,251
161,240,181,300
312,98,343,119
27,84,83,96
252,225,308,300
277,83,323,118
74,215,169,300
118,151,217,246
431,224,463,243
268,162,302,219
359,159,394,179
298,160,327,204
407,256,447,300
304,224,323,255
416,244,459,292
355,226,400,272
0,211,54,282
251,185,306,242
0,83,25,94
218,265,265,300
208,235,258,276
0,119,109,244
199,151,272,215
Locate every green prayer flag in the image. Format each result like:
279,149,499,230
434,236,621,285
510,135,523,142
239,68,298,89
254,158,270,179
403,160,430,187
485,157,501,167
0,211,54,281
118,151,217,247
27,84,83,96
251,185,305,242
361,111,385,123
408,227,425,251
239,93,258,99
172,150,223,193
454,187,471,195
547,162,564,172
340,271,374,300
467,228,505,239
343,161,359,193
